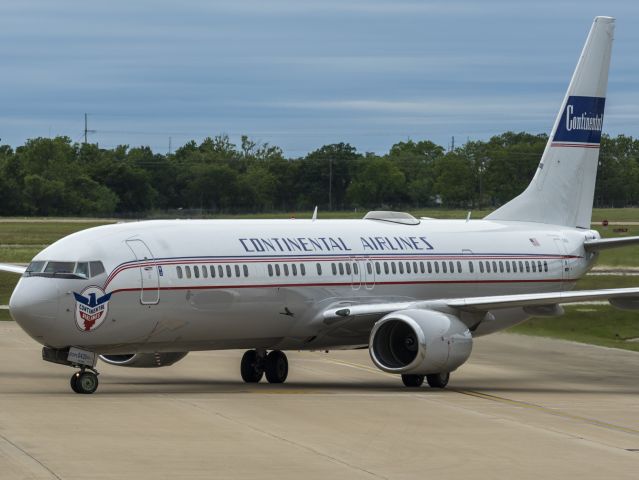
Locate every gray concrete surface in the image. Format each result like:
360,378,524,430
0,322,638,479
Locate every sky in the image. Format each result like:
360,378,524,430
1,0,639,156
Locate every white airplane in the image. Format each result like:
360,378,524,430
3,16,638,394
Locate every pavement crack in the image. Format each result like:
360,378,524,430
0,431,63,480
169,396,388,479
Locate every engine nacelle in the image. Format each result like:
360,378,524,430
369,309,472,375
100,352,188,368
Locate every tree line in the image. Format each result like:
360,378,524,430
0,132,637,216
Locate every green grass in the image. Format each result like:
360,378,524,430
0,310,12,321
0,221,114,245
509,305,639,352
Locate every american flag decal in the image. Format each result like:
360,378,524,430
529,238,540,247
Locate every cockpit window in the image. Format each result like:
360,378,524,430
90,261,105,276
74,262,89,278
44,262,75,275
24,260,107,279
25,261,46,274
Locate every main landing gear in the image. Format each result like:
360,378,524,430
241,349,289,384
401,372,450,389
70,368,99,394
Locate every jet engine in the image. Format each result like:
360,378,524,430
369,309,472,375
100,352,188,368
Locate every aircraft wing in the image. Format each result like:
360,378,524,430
0,263,27,275
323,287,639,322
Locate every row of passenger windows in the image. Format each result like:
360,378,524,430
175,259,551,281
176,264,249,280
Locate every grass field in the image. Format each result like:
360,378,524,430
0,215,638,353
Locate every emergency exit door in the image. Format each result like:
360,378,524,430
126,239,160,305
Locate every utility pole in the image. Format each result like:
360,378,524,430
83,113,96,144
328,158,333,211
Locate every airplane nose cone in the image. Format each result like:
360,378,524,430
9,278,59,344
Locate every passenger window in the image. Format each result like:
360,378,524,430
434,262,439,274
275,264,281,276
532,262,537,273
413,261,418,273
331,263,337,275
543,261,548,272
479,262,484,273
406,262,411,274
375,262,381,275
449,261,454,273
420,262,425,274
243,265,248,277
218,265,224,277
353,263,358,275
176,266,183,279
202,265,208,278
512,261,517,273
537,261,542,273
317,263,322,275
518,261,524,272
398,262,404,274
89,261,105,277
226,265,232,277
525,261,530,273
186,266,192,279
235,265,240,277
292,264,297,276
457,261,462,273
367,263,373,275
427,262,432,274
300,264,306,276
338,263,344,275
391,263,396,274
506,262,511,273
345,263,351,275
492,261,497,272
384,262,389,274
283,264,289,276
194,266,200,278
469,261,474,273
486,262,491,273
268,264,273,277
442,262,447,274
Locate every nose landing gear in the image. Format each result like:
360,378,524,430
70,368,99,394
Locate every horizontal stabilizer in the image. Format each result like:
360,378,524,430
583,236,639,251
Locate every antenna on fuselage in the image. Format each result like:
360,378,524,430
466,211,471,222
312,206,318,222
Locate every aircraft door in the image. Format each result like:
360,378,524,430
552,237,568,289
126,239,160,305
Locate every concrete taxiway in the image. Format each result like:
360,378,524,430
0,322,638,479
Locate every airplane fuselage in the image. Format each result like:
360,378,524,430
10,218,599,354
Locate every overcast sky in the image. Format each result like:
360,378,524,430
1,0,638,155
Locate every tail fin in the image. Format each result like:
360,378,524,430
485,16,614,229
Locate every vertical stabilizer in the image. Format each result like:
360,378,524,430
486,17,614,228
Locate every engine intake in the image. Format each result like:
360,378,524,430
369,309,472,375
100,352,188,368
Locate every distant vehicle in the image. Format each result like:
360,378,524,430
3,17,636,394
